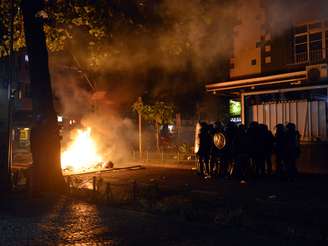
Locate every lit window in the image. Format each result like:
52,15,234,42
24,54,29,62
265,56,272,64
265,45,271,52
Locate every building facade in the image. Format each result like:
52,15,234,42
207,0,328,143
206,0,328,173
0,53,34,166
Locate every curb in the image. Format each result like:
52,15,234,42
123,161,196,170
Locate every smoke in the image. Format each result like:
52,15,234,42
264,0,328,36
49,61,138,164
158,0,236,73
80,110,137,164
47,0,254,162
51,69,92,118
64,0,237,102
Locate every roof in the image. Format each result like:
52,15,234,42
206,71,309,94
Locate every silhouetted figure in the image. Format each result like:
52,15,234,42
274,124,286,177
221,122,237,178
234,124,250,182
253,124,267,177
197,122,211,177
247,122,259,177
210,121,226,177
263,124,274,176
284,123,300,180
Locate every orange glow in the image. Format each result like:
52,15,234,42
61,128,104,172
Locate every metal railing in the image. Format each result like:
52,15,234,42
294,49,326,64
132,150,197,163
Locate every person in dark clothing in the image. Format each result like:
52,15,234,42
253,124,267,177
233,124,250,182
197,122,212,177
209,122,224,177
262,124,274,176
208,124,217,177
247,122,260,177
221,122,237,178
284,123,300,180
274,124,286,177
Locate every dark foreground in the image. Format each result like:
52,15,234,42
1,166,328,245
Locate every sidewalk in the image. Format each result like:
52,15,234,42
125,160,196,170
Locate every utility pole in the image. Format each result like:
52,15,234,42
137,97,143,160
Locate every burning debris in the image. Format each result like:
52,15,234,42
61,127,109,174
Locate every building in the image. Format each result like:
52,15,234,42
0,53,34,166
206,0,328,172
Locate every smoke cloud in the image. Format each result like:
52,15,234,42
80,110,137,164
264,0,328,36
63,0,237,104
50,0,328,161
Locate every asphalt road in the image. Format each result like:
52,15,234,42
1,166,328,245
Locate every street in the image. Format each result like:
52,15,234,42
1,165,328,245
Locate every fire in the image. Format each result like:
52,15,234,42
61,128,104,172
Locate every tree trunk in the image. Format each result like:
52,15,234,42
21,0,65,193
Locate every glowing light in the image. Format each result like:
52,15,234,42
61,128,104,172
57,116,63,122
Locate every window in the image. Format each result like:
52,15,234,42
265,56,271,64
265,45,271,52
309,22,322,30
294,22,325,64
295,25,307,34
295,35,307,44
309,32,323,61
251,59,257,65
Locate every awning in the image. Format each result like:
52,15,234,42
206,71,310,94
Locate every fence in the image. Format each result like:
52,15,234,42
294,49,326,64
131,150,197,163
64,172,167,205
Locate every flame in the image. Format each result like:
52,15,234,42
61,128,104,172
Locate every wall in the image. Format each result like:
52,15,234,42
230,0,265,78
247,100,327,141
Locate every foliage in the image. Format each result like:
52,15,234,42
133,100,175,127
0,0,110,57
143,101,175,126
132,99,175,150
0,1,25,56
1,0,236,73
1,0,171,67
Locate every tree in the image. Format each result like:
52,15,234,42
21,0,66,192
133,100,174,151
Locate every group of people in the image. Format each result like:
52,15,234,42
196,121,301,182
